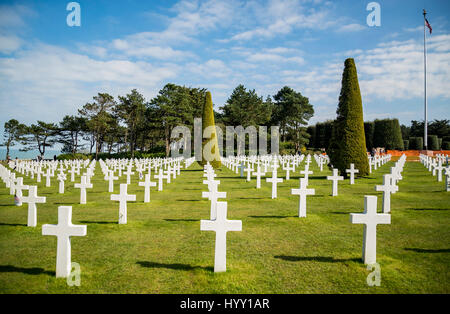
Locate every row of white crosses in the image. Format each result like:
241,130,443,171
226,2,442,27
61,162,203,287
325,163,360,197
104,157,184,224
223,154,352,200
223,155,311,198
0,164,47,227
12,159,87,186
313,154,329,172
290,155,401,264
419,154,449,189
348,155,403,264
200,163,242,272
3,156,189,280
2,156,186,278
368,154,391,174
371,154,406,214
9,159,91,202
2,163,86,278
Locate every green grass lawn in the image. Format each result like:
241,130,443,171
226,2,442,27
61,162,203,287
0,159,449,293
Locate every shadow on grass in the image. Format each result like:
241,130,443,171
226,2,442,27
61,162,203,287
408,208,450,211
176,199,201,202
238,197,264,200
164,219,198,222
249,215,297,219
274,255,361,263
137,261,213,272
0,204,13,206
331,212,351,215
404,248,450,253
79,220,116,225
0,222,27,226
0,265,55,276
290,176,328,180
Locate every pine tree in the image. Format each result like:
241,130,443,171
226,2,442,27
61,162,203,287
199,91,221,168
328,58,369,177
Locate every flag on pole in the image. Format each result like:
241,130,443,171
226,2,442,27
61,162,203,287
425,18,432,34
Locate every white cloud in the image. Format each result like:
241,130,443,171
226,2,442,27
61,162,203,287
247,53,304,64
336,23,366,33
0,35,22,54
0,43,178,125
0,4,35,28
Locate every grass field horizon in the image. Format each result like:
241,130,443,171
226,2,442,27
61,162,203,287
0,158,449,293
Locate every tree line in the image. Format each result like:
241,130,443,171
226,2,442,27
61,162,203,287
307,118,450,151
1,84,314,160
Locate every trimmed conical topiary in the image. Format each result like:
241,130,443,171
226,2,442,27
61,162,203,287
328,58,369,177
198,91,221,168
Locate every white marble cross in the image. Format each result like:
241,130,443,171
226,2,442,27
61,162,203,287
300,166,313,186
266,170,283,199
125,166,135,185
345,163,359,185
111,183,136,224
139,174,157,203
446,169,450,192
68,167,76,182
327,169,343,196
435,161,444,182
154,168,164,191
238,162,246,177
22,186,46,227
14,177,29,206
375,174,398,213
203,177,220,192
57,172,67,194
283,163,295,180
390,167,399,189
350,195,390,265
252,165,265,189
104,170,118,193
43,169,52,187
36,168,42,183
74,175,93,205
200,201,242,272
9,173,16,195
291,178,315,217
42,206,87,277
202,184,226,220
164,166,172,184
245,164,254,181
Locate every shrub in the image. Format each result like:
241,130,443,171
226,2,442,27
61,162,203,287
328,58,369,177
57,153,90,161
403,140,409,150
364,121,375,150
409,137,423,150
427,135,439,150
198,91,221,168
373,118,404,150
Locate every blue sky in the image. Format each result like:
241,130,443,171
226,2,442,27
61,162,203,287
0,0,449,140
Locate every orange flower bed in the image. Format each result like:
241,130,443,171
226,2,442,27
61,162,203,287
386,150,450,157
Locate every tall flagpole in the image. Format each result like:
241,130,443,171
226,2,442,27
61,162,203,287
423,9,428,150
